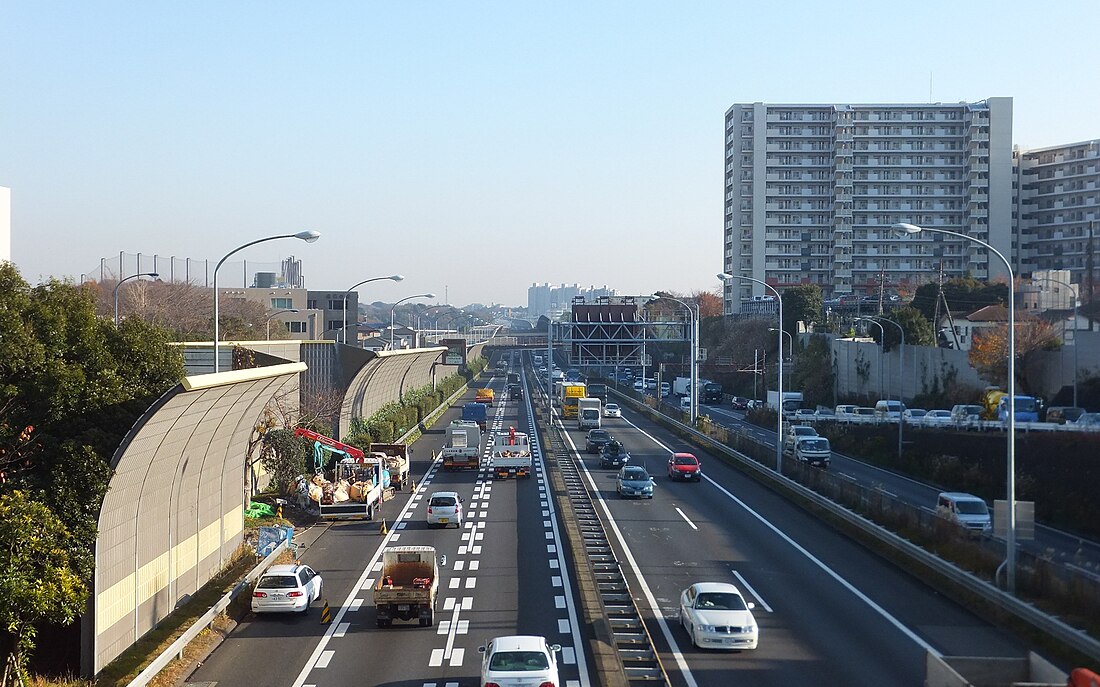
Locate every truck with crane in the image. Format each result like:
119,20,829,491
490,428,532,479
293,428,389,519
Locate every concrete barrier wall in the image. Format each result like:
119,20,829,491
90,363,305,675
338,347,446,438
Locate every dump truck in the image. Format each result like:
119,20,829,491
475,387,495,407
370,443,410,488
491,429,532,479
373,545,439,627
442,421,482,471
562,382,587,419
462,402,488,431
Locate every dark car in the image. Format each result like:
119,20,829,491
731,396,750,410
599,440,631,469
507,382,524,400
585,429,614,454
1045,406,1085,425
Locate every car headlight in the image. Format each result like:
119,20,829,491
697,623,716,632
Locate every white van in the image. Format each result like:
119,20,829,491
873,400,905,420
680,396,691,412
660,381,671,397
936,492,991,537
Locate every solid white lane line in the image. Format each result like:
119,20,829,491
674,507,699,530
731,570,773,613
619,414,942,657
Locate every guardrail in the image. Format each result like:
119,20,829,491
611,388,1100,664
125,539,290,687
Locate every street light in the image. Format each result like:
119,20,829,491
265,309,299,340
877,316,906,459
854,317,885,400
893,221,1018,593
718,272,785,474
1038,275,1079,407
390,294,435,349
651,294,699,424
212,230,321,372
113,271,159,325
342,275,404,344
768,327,794,360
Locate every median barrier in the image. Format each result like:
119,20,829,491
609,388,1100,665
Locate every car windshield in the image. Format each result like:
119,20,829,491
801,439,829,451
855,408,875,415
489,650,549,671
908,410,926,417
622,468,648,481
430,496,457,507
956,500,988,515
695,592,748,611
672,456,696,465
604,443,623,454
589,430,610,441
257,575,299,590
794,427,815,436
606,404,618,410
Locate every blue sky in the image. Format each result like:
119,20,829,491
3,1,1099,307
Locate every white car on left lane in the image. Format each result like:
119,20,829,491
251,564,323,615
679,582,758,650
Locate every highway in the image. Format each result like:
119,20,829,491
190,369,592,687
547,371,1034,686
650,392,1100,570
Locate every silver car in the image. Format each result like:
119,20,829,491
426,491,463,528
251,564,323,614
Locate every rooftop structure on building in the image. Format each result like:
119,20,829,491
722,98,1013,315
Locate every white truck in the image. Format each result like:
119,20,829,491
490,430,532,479
373,546,439,627
578,397,601,429
442,421,482,471
313,457,387,520
767,390,804,414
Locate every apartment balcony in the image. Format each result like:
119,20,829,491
968,208,989,218
834,267,852,279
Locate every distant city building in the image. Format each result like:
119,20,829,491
1019,269,1079,312
0,186,9,264
723,98,1013,314
1013,139,1100,285
528,282,619,318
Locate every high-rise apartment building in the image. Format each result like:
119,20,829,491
722,99,1013,313
1014,139,1100,284
528,282,619,318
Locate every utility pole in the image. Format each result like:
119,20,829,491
932,259,944,330
878,264,886,316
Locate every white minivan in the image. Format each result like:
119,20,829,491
874,400,905,420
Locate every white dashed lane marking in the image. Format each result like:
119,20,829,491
558,619,570,633
314,650,334,669
333,622,350,638
555,596,566,608
550,560,559,569
349,599,363,611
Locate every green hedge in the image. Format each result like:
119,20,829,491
343,356,484,447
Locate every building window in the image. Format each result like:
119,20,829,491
328,299,344,310
286,321,306,333
327,320,342,332
271,297,293,309
307,299,318,309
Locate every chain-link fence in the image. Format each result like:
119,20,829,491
81,252,288,288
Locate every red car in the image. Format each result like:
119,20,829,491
667,453,702,481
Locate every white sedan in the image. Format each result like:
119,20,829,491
680,582,758,650
921,409,953,428
479,635,560,687
603,402,622,418
251,564,323,615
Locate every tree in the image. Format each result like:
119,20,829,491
259,429,310,494
968,320,1061,395
0,263,184,676
0,491,87,687
863,307,935,351
910,277,1008,324
781,285,823,334
790,335,835,409
690,289,723,318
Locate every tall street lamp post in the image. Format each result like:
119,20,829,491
113,271,159,325
718,273,784,474
768,327,794,359
266,309,299,340
654,294,699,425
390,294,435,350
1039,275,1079,407
854,317,886,400
342,275,404,344
213,231,321,372
878,316,906,459
894,222,1018,593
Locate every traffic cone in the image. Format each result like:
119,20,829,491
379,518,388,535
320,599,332,624
410,479,417,493
276,503,283,518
